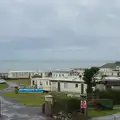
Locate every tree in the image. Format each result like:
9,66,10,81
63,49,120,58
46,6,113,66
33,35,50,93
83,67,99,94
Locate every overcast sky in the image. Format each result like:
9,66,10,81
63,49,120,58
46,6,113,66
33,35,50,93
0,0,120,61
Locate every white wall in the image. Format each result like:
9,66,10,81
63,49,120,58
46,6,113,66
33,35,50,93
31,78,51,91
52,72,69,78
96,84,106,91
60,82,87,94
50,81,87,94
51,82,58,91
31,77,87,94
8,71,34,78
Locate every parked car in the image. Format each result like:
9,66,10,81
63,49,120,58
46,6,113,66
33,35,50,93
0,79,6,84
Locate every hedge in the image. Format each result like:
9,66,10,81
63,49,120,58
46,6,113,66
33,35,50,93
97,90,120,105
53,96,80,114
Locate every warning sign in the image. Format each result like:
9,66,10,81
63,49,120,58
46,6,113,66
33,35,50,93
81,100,86,108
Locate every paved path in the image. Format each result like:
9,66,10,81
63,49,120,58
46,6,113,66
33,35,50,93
0,82,47,120
0,82,19,93
0,96,46,120
91,113,120,120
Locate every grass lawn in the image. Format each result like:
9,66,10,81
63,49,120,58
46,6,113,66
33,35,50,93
1,91,69,106
1,91,46,106
6,79,31,85
0,83,8,90
88,109,120,117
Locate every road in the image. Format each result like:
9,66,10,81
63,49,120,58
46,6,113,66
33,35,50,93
91,114,120,120
0,82,47,120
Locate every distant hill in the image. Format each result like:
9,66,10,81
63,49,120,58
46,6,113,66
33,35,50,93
100,61,120,68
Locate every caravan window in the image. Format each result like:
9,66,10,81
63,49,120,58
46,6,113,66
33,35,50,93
75,84,78,88
32,80,35,85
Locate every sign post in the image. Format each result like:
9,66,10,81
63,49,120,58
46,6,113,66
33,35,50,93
81,100,87,115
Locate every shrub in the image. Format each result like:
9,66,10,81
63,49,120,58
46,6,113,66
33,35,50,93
14,86,19,94
53,96,80,114
98,90,120,105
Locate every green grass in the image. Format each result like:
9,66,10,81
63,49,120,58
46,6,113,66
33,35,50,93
88,109,120,117
1,91,69,106
0,83,8,90
6,79,31,85
18,97,44,106
1,91,46,106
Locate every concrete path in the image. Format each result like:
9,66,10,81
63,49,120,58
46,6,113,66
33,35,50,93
0,96,46,120
91,113,120,120
0,82,19,93
0,82,47,120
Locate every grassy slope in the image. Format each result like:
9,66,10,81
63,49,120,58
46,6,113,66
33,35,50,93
1,92,45,106
0,83,8,90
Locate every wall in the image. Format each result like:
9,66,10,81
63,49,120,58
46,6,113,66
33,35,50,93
31,78,51,91
50,81,87,94
52,72,69,78
60,82,87,93
8,71,34,78
31,77,87,94
51,82,58,91
96,84,106,91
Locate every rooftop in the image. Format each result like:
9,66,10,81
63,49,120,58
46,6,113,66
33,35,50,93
31,74,42,78
52,70,70,73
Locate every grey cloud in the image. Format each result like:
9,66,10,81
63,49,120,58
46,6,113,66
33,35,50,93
0,0,120,38
0,0,120,60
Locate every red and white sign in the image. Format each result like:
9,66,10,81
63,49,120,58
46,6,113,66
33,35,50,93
81,100,86,108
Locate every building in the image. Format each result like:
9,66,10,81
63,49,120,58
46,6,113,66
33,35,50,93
52,70,70,78
0,73,8,79
50,77,86,94
72,68,85,76
31,70,87,94
8,71,35,79
96,76,120,90
99,61,120,77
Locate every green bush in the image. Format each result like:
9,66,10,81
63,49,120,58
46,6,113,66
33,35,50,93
14,87,19,94
65,98,80,113
98,90,120,105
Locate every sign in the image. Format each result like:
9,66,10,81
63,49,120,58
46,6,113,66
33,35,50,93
81,100,86,108
19,88,45,93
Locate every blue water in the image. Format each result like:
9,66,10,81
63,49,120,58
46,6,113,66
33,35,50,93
0,60,114,72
